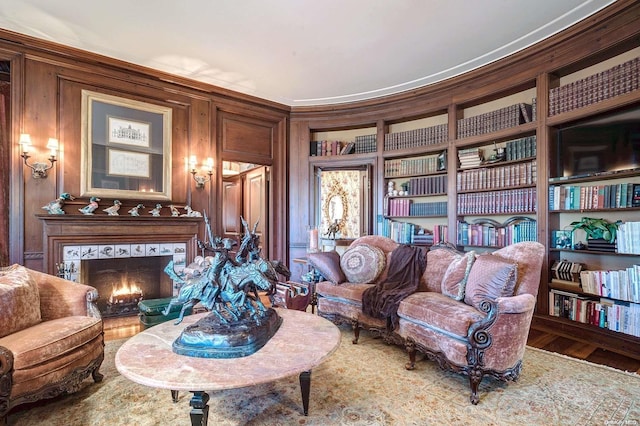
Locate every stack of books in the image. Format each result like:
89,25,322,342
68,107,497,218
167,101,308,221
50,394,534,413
457,147,483,169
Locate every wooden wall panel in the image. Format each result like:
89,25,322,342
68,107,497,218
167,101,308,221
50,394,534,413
220,112,273,164
1,33,288,270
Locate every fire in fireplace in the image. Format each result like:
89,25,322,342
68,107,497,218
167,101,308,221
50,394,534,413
82,256,174,318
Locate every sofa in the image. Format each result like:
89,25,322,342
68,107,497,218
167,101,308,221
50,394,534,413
0,264,104,423
311,236,544,404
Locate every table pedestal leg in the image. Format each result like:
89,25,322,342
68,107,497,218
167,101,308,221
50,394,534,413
171,390,179,403
299,370,311,416
189,391,210,426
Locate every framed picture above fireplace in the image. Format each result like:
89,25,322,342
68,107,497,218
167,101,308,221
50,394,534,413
80,90,172,200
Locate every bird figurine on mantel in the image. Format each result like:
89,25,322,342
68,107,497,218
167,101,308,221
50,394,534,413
149,203,163,216
42,192,75,215
103,200,122,216
78,197,100,215
127,203,145,216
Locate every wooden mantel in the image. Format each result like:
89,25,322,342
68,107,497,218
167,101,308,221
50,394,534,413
37,215,201,275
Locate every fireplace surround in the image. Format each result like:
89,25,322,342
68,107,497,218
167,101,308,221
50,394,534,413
38,215,201,316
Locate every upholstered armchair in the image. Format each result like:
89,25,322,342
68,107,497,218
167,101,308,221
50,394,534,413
0,265,104,423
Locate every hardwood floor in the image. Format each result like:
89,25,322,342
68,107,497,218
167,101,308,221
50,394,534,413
527,327,640,374
104,316,640,374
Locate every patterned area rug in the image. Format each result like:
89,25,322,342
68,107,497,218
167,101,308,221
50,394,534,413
8,324,640,426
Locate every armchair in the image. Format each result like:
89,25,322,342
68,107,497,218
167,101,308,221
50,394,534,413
0,265,104,423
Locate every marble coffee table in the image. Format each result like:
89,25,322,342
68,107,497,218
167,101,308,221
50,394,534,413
115,308,341,425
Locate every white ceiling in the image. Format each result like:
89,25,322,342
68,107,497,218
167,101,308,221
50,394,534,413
0,0,616,107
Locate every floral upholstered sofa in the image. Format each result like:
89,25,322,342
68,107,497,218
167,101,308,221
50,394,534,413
311,236,545,404
0,265,104,423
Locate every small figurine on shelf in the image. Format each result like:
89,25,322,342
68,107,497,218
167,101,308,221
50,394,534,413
127,203,145,216
181,206,202,217
42,192,75,215
103,200,122,216
168,204,182,217
78,196,100,215
149,203,163,216
325,220,340,240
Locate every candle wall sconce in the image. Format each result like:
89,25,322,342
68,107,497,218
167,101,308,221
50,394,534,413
189,155,213,188
19,133,58,179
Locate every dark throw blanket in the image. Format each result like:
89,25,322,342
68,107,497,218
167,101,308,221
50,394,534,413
362,244,426,328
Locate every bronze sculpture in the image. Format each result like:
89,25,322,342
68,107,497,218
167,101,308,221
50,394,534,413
163,217,287,358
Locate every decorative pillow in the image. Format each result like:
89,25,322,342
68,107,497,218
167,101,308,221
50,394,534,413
464,254,518,310
0,264,42,338
307,251,346,284
420,244,466,292
441,250,476,300
340,244,386,283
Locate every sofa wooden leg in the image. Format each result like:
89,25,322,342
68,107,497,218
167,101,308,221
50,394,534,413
405,339,416,370
351,320,360,344
468,369,483,405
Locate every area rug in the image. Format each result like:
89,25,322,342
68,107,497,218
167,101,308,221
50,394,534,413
7,325,640,426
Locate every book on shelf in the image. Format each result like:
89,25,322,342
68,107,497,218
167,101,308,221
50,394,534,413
340,142,355,155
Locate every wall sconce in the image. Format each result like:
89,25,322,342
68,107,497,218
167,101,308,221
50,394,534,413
189,155,213,188
19,133,58,179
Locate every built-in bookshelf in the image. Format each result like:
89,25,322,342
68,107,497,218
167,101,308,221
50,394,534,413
293,2,640,359
381,148,448,245
546,99,640,341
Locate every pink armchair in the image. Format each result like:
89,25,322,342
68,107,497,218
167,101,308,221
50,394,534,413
0,265,104,423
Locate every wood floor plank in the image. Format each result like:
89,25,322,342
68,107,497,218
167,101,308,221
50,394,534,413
585,348,640,373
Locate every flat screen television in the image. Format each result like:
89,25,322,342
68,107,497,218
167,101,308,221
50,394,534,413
553,105,640,179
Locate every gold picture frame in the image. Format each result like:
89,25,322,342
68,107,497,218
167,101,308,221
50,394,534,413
80,90,172,200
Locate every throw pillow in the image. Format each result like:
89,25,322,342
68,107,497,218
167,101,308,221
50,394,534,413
340,244,386,283
420,244,467,292
441,250,476,301
307,251,346,284
0,264,42,338
464,254,518,310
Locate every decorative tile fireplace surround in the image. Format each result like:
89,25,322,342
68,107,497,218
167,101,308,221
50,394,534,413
38,215,201,316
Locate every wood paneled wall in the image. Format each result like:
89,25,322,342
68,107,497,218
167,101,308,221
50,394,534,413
0,31,289,271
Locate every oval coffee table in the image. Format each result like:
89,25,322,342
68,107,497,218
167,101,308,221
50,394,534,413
115,308,341,425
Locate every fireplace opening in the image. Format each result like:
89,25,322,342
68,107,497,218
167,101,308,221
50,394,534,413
82,256,174,317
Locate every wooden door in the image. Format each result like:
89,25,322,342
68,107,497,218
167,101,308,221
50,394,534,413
222,177,242,244
243,166,269,258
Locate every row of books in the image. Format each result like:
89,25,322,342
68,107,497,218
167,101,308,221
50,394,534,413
456,220,537,247
617,221,640,255
384,123,448,151
549,56,639,116
504,135,537,161
548,290,640,337
457,147,483,169
384,155,443,177
456,102,533,139
456,188,537,215
353,134,377,154
377,216,448,245
579,265,640,303
309,140,355,156
457,160,536,191
384,198,447,217
548,182,640,211
405,175,447,196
